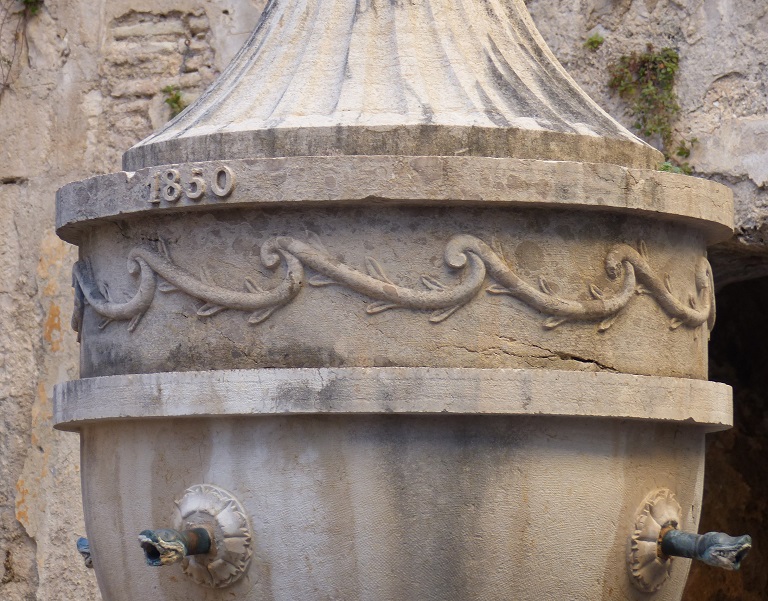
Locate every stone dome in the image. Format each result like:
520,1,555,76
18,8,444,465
123,0,662,171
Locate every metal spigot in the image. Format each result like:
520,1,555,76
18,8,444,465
77,537,94,568
659,525,752,570
138,528,212,567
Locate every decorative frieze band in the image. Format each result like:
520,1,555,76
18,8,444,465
71,234,714,337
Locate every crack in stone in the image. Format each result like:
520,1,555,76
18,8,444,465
210,324,260,368
1,177,28,185
496,335,619,372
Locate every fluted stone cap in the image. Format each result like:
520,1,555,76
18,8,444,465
123,0,662,171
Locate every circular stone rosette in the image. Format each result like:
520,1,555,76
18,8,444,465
628,488,682,592
172,484,253,588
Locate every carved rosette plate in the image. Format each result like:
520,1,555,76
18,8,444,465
172,484,253,588
628,489,682,593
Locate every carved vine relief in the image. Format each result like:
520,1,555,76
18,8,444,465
71,234,715,337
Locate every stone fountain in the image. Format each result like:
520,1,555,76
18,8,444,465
54,1,748,599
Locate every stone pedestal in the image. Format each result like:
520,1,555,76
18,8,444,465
54,1,734,599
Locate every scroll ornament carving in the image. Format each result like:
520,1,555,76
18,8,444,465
71,235,714,336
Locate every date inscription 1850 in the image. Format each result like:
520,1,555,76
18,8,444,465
147,166,236,205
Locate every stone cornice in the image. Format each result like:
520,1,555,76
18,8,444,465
57,155,733,244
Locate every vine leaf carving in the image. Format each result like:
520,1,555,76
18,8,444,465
543,316,568,330
244,277,260,293
365,257,394,284
98,281,111,301
539,276,554,295
490,237,507,265
367,301,400,314
486,284,511,295
127,314,144,332
669,318,684,330
249,307,278,324
309,274,337,287
158,238,171,258
430,305,462,323
639,239,649,260
158,279,178,292
664,274,673,294
197,303,226,317
598,314,619,332
70,234,715,336
200,266,215,286
422,275,446,291
306,231,329,254
635,284,651,295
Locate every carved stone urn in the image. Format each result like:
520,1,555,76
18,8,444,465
55,1,735,600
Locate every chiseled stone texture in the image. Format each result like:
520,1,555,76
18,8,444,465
97,10,218,169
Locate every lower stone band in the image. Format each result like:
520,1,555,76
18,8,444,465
53,367,732,431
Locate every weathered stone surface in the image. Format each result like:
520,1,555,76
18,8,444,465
1,0,763,600
525,0,768,279
55,156,734,244
96,10,218,169
53,367,733,429
45,0,748,599
51,1,739,600
70,204,717,379
79,411,707,601
0,173,94,601
123,0,663,171
695,118,768,190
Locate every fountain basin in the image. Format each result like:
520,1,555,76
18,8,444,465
54,1,737,598
55,368,731,601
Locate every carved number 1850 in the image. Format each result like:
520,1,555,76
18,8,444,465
147,166,236,204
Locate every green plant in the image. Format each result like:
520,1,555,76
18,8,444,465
584,33,604,52
661,137,697,174
658,161,692,175
608,45,680,149
21,0,41,14
162,85,187,118
674,137,697,159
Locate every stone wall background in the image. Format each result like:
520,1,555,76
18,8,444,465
0,0,765,599
0,2,265,599
525,0,768,288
